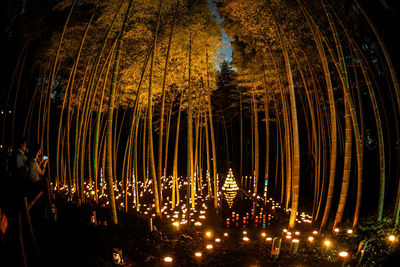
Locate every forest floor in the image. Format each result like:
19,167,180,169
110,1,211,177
2,192,400,266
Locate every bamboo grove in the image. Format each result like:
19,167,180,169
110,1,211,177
2,0,400,232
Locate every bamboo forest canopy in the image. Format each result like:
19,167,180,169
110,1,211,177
2,0,400,237
9,0,222,111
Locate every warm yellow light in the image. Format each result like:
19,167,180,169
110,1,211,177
312,231,318,235
347,229,353,234
195,252,202,257
295,231,300,236
243,236,250,242
334,228,340,233
215,238,221,243
223,232,229,237
261,232,266,237
339,251,348,258
266,237,272,241
243,231,247,235
324,240,331,247
308,236,314,242
173,222,179,227
286,235,292,240
164,256,173,263
205,231,212,238
389,235,396,242
206,244,213,250
292,239,299,243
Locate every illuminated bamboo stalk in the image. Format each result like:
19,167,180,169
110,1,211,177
187,30,195,209
252,86,259,195
173,88,184,208
147,0,163,215
206,53,218,210
355,1,400,223
333,99,352,229
158,0,178,197
351,40,386,221
106,0,134,224
163,99,173,179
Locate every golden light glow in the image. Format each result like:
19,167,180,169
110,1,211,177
261,232,266,237
195,252,202,257
292,239,299,243
389,235,396,242
164,256,173,263
308,236,314,242
347,229,353,234
334,228,340,233
339,251,348,258
266,237,272,241
206,244,213,250
243,231,247,235
205,231,212,238
243,236,250,242
223,232,229,237
324,240,331,247
312,231,318,235
215,238,221,243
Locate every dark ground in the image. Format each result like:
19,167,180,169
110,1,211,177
2,192,400,267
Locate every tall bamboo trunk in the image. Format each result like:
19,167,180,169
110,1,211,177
147,0,163,216
105,0,134,224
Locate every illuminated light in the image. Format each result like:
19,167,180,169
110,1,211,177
292,239,299,243
194,252,202,257
324,240,331,247
287,232,292,236
283,229,288,233
347,229,353,234
215,238,221,243
295,231,300,236
339,251,348,257
164,256,173,263
308,236,314,242
389,235,396,242
206,244,213,250
194,222,202,226
312,231,318,235
334,228,340,233
261,232,266,238
205,231,212,238
286,235,292,240
223,233,228,237
243,231,247,235
266,237,272,241
243,236,250,242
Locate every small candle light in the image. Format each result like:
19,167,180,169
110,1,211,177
295,231,300,236
224,232,229,237
243,231,247,235
312,230,318,235
205,231,212,238
243,236,250,242
164,256,173,263
307,236,314,242
215,238,221,243
324,240,332,249
334,228,340,234
194,252,202,257
339,251,348,267
266,237,272,242
206,244,213,250
347,229,353,235
261,232,266,238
